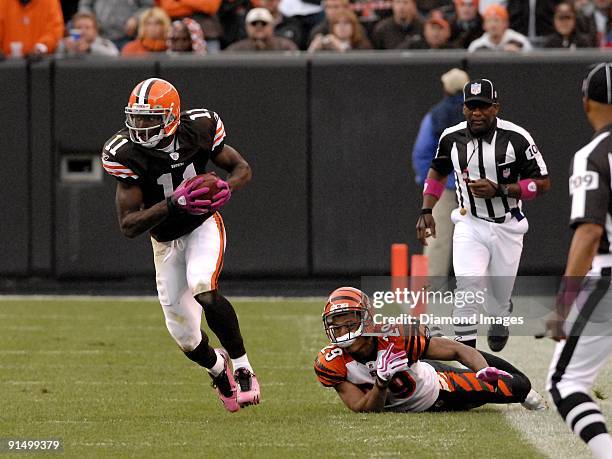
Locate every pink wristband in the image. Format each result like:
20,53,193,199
519,179,538,200
423,178,444,199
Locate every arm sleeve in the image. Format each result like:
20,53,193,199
404,324,431,364
101,136,142,185
412,113,438,185
101,157,141,184
429,133,454,177
211,112,226,156
569,155,610,228
314,352,347,387
518,139,548,179
36,0,64,53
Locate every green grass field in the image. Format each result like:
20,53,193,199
0,297,610,458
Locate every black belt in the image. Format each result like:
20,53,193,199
477,208,525,224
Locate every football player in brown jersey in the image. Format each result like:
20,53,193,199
102,77,259,412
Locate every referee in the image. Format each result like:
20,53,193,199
544,63,612,459
417,78,551,351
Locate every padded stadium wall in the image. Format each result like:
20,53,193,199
1,51,603,280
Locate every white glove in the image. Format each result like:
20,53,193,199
376,343,409,384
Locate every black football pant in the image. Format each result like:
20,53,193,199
426,351,531,412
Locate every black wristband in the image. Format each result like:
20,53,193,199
375,376,389,389
421,208,433,215
166,196,181,217
495,184,509,198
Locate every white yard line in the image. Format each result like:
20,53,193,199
503,407,592,459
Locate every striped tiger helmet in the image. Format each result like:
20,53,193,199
125,78,181,148
322,287,373,348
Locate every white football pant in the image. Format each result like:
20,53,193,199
151,212,226,351
450,208,528,340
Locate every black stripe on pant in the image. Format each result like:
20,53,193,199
425,356,530,412
478,350,531,402
549,270,611,445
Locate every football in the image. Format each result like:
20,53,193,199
187,172,220,201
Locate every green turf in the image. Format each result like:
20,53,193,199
0,298,559,458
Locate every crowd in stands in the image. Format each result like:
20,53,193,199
0,0,609,58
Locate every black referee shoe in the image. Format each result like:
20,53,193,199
487,324,509,352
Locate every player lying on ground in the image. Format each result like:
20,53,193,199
314,287,546,413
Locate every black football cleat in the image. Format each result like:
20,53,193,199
487,324,509,352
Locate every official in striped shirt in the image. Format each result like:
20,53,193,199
544,62,612,459
416,78,551,352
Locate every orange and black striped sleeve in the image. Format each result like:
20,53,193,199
314,349,347,387
405,323,431,364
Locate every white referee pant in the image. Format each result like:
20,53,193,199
450,208,528,340
546,261,612,453
151,212,226,352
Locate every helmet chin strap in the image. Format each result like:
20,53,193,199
129,126,165,148
140,135,163,148
335,338,356,348
333,323,363,348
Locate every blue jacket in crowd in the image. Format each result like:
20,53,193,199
412,93,465,190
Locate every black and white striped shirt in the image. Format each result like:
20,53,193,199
569,124,612,254
431,118,548,221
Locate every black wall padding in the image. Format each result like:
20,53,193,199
1,51,607,279
53,59,157,276
0,61,29,274
160,56,309,275
310,54,464,274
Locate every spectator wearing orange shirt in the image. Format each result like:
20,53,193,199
0,0,64,57
122,7,171,56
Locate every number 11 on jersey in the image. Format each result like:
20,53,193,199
156,163,197,197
